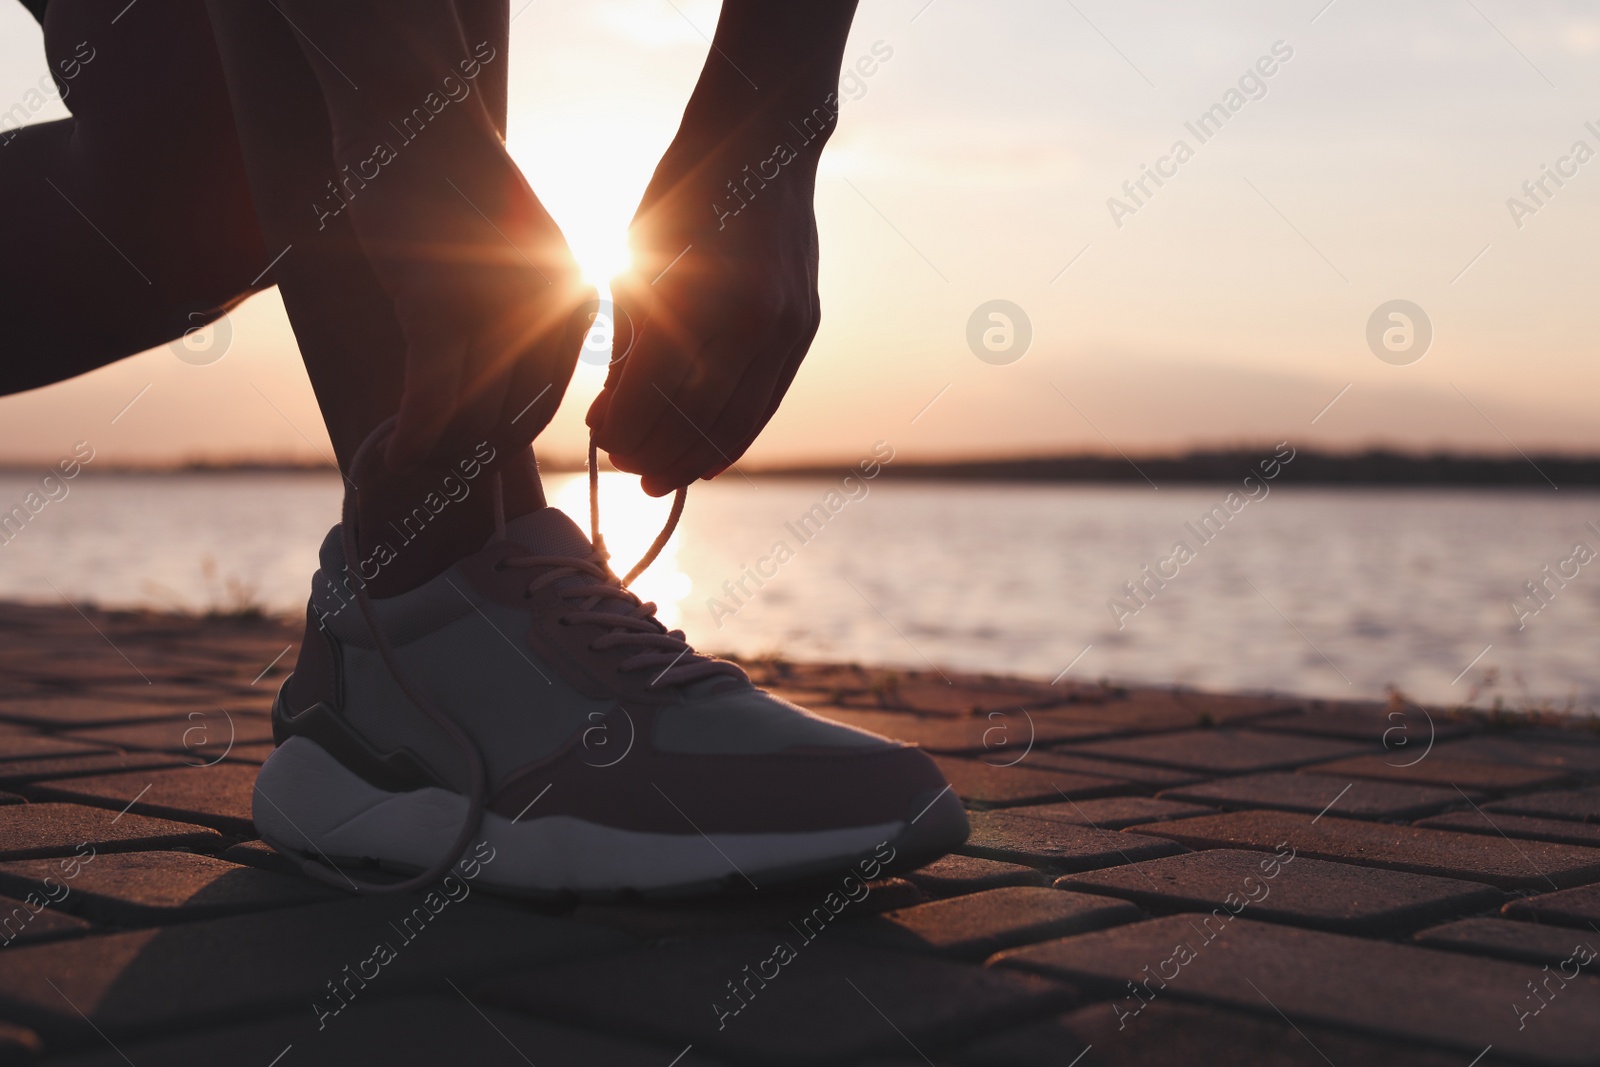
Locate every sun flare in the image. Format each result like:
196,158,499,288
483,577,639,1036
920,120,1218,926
505,109,652,288
565,224,634,288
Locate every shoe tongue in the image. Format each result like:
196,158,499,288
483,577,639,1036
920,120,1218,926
501,506,595,559
494,507,745,693
496,506,646,623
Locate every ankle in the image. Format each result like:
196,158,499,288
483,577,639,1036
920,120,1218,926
348,445,545,597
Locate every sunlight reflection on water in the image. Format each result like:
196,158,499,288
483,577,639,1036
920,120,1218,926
5,470,1598,712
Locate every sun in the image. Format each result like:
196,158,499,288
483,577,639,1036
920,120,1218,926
565,222,634,288
504,107,654,288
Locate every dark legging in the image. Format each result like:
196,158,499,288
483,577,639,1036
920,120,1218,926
0,0,266,396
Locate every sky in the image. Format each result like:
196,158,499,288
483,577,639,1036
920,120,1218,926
2,0,1600,468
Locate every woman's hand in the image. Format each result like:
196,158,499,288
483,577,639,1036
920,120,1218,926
588,131,822,496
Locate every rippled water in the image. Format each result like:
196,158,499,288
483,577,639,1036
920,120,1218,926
1,470,1595,711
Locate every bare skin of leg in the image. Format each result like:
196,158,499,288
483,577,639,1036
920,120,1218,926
0,0,267,395
5,1,860,595
208,0,591,476
0,3,521,596
211,0,861,501
204,0,565,596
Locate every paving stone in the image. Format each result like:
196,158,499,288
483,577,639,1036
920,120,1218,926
1250,699,1478,744
573,879,924,940
1490,726,1600,745
1430,735,1600,773
756,661,873,697
1065,730,1370,775
844,886,1141,959
44,995,728,1067
63,712,275,756
961,812,1185,872
0,896,632,1043
762,685,839,711
0,850,339,925
88,682,264,707
1025,750,1206,790
27,764,257,834
950,1000,1482,1067
1162,772,1476,820
837,675,1081,716
1303,753,1572,793
1414,918,1600,967
0,803,220,860
901,854,1047,898
1131,810,1600,890
477,934,1073,1066
0,1022,40,1067
1486,787,1600,823
1000,796,1213,830
0,892,92,947
0,658,141,687
1056,848,1504,935
1418,810,1600,848
19,602,1600,1064
1032,701,1201,734
0,672,57,695
0,733,109,762
1503,884,1600,928
930,756,1132,808
816,708,1120,755
0,751,186,787
0,695,214,728
218,838,302,877
1049,689,1295,731
991,914,1600,1066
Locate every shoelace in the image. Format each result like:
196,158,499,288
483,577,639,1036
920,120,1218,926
303,415,732,894
481,435,742,689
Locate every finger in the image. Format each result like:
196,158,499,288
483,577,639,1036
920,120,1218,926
596,277,640,390
626,299,815,491
654,330,808,497
590,305,712,456
610,318,781,484
588,271,677,447
590,262,734,453
584,387,613,432
633,393,762,496
627,352,790,496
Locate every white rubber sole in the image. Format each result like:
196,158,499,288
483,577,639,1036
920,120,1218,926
252,736,905,895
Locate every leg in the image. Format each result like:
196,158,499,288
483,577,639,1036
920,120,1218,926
0,0,267,395
203,0,550,595
235,1,967,899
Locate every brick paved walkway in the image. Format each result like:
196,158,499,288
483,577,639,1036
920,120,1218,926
0,601,1596,1065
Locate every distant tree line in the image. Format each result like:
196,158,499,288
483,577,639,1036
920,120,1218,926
756,449,1600,487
